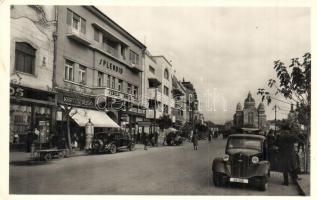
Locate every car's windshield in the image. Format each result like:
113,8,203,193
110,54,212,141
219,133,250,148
227,137,262,150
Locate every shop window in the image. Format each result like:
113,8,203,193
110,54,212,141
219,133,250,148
67,9,86,34
164,68,169,80
78,65,86,84
65,60,74,81
164,86,169,96
15,42,36,74
129,50,139,65
97,71,103,87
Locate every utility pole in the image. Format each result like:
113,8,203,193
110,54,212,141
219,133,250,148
272,105,279,133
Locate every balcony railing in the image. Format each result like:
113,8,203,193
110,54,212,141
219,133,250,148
102,43,119,58
66,26,91,46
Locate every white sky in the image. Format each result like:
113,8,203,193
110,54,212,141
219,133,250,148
98,6,310,124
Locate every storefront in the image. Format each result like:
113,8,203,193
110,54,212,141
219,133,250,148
10,84,56,151
56,90,120,150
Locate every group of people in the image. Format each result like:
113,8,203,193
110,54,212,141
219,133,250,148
267,126,305,186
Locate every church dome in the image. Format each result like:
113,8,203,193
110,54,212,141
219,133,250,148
236,102,242,111
244,91,255,108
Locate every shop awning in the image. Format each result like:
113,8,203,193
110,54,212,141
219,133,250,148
69,108,120,128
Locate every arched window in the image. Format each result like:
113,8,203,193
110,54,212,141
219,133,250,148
15,42,36,74
164,68,169,80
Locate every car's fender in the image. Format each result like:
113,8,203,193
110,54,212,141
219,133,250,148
212,157,228,174
249,160,270,177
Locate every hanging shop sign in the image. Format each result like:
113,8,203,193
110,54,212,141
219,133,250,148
57,93,95,109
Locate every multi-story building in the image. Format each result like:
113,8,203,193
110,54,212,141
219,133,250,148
171,75,187,128
182,79,198,123
10,5,57,150
54,6,146,144
143,52,175,118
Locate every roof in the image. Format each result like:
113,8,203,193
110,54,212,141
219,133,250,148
85,6,146,49
229,134,266,140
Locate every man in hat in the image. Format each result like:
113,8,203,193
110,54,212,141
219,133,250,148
275,124,301,185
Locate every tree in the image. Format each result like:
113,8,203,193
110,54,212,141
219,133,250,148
157,115,172,130
258,52,311,172
257,52,311,126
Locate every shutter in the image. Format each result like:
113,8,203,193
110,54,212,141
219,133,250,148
67,9,72,25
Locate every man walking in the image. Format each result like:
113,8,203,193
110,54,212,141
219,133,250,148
192,133,198,150
275,125,301,185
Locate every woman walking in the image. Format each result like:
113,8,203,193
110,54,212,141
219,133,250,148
192,133,198,150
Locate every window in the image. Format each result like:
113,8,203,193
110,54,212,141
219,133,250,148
67,9,86,34
149,65,155,74
129,50,139,65
97,72,103,87
15,42,36,74
94,29,100,42
164,86,169,96
107,75,111,87
148,99,156,110
65,60,74,81
127,83,132,94
164,68,169,80
121,46,126,59
248,112,254,125
163,104,169,114
111,76,116,89
118,79,123,92
78,65,86,84
133,86,138,96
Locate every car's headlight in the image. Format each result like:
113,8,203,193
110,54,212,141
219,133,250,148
251,156,259,164
223,154,229,162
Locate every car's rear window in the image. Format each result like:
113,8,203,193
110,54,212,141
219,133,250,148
227,137,262,150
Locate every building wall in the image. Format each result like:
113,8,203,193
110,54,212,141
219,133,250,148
55,6,143,99
10,5,55,91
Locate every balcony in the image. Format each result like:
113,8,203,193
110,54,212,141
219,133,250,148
147,88,162,101
92,87,139,104
66,26,91,46
146,109,163,119
102,43,119,58
172,108,185,122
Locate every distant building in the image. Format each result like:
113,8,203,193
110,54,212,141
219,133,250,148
233,91,267,130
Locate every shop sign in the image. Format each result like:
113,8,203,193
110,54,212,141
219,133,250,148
128,107,146,115
58,93,95,108
106,88,138,103
10,86,24,97
96,53,124,74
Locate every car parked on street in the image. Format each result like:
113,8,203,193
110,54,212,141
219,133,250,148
212,133,270,191
166,131,184,146
91,132,135,154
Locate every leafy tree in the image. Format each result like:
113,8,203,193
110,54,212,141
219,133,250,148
257,52,311,126
157,115,172,130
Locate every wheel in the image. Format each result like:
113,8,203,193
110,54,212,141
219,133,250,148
57,151,65,159
43,153,52,161
257,176,268,191
129,143,135,151
213,172,227,187
109,144,117,154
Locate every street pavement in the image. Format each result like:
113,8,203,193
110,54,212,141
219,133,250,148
10,138,299,195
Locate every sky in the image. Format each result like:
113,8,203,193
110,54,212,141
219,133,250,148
98,6,310,124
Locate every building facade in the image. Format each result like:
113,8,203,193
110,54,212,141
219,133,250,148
10,5,57,150
233,92,267,130
171,75,187,128
53,6,146,144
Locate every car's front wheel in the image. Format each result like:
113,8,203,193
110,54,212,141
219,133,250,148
257,176,268,191
213,172,227,187
109,144,117,154
129,143,135,151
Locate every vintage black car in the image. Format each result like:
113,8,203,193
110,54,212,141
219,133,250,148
91,132,135,154
166,131,184,146
212,134,270,191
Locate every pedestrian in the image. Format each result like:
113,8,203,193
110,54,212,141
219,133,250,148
162,130,167,146
208,131,211,142
275,125,301,186
192,133,198,150
25,128,33,152
142,131,148,150
154,130,159,147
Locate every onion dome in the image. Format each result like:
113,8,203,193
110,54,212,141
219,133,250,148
236,102,242,111
244,91,255,108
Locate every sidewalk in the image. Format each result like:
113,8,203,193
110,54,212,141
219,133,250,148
296,174,310,196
